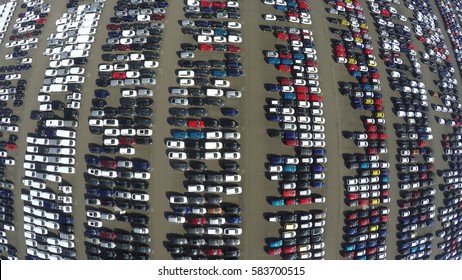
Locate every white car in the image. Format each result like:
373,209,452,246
99,64,113,72
132,193,149,201
264,14,276,21
168,152,186,159
166,141,184,149
213,79,230,87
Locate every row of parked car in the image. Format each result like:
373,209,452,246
327,0,393,260
82,0,164,260
260,1,327,260
162,0,243,260
364,0,439,260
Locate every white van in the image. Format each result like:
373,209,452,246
206,88,223,96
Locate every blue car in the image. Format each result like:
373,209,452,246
266,57,280,65
89,145,104,154
351,71,361,77
312,181,325,188
173,206,191,214
312,164,325,172
227,62,242,69
275,4,288,11
280,59,293,65
356,242,366,249
153,2,169,7
226,216,242,224
267,84,281,92
59,215,74,225
195,20,210,27
292,53,304,60
189,131,204,139
222,108,239,116
228,69,243,77
213,29,227,36
133,161,150,170
362,84,372,90
98,189,114,198
94,89,110,98
212,69,227,77
85,228,99,236
122,16,136,22
269,114,283,122
108,31,122,38
85,156,100,165
313,148,326,156
284,165,297,172
284,132,299,139
344,244,356,251
268,239,283,248
282,93,296,100
173,131,188,139
367,240,377,247
270,156,285,164
380,176,390,182
43,200,57,210
346,227,357,235
270,198,285,206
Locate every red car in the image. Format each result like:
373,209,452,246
285,139,299,146
295,86,308,94
279,51,292,59
213,1,226,8
278,65,291,72
366,125,377,132
381,190,390,197
227,45,240,52
188,120,204,128
348,65,359,71
289,34,301,41
119,137,135,145
115,44,129,51
375,105,383,111
268,248,282,255
287,11,299,18
112,72,127,79
189,217,206,225
36,18,46,24
106,24,120,31
368,133,378,140
371,73,380,79
378,133,387,140
277,32,288,40
359,218,370,226
369,209,379,216
297,93,309,101
285,198,298,205
367,247,377,255
280,77,293,85
359,199,369,206
346,211,358,220
200,0,213,7
282,190,296,197
283,246,297,254
306,60,317,67
336,50,346,57
368,148,378,155
6,143,16,151
380,215,389,222
364,48,373,54
150,14,165,21
100,231,117,239
204,248,222,256
199,44,214,52
101,159,117,168
298,1,309,9
309,94,322,102
349,193,360,200
418,140,427,147
335,45,346,51
298,197,312,204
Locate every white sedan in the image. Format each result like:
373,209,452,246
99,64,113,72
264,14,277,21
166,141,185,149
168,152,186,159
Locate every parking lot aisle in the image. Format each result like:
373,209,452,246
149,0,185,259
308,1,348,260
237,0,279,259
4,0,69,259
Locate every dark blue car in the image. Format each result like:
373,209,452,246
313,148,326,156
284,132,299,139
108,31,122,38
133,161,151,170
269,114,283,122
311,180,325,188
270,156,285,164
94,89,110,98
189,131,204,139
228,69,243,77
222,108,239,116
122,16,136,22
85,228,99,236
85,156,100,165
59,215,74,225
267,84,281,92
173,206,191,214
194,21,210,27
43,200,57,210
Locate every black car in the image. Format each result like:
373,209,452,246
118,117,135,127
171,161,189,171
127,61,144,69
96,78,110,87
120,98,136,107
92,99,107,109
204,97,224,107
134,116,152,127
74,57,88,65
189,161,207,171
188,97,204,106
63,108,78,119
219,118,238,128
194,60,211,68
134,137,152,145
129,44,144,51
185,140,200,149
181,43,198,51
202,117,219,128
188,107,207,117
118,107,134,116
178,60,194,68
220,160,239,171
188,88,205,96
102,44,114,51
132,180,149,190
168,117,187,127
136,98,153,107
142,51,159,59
104,107,118,117
170,107,189,117
135,107,153,116
143,43,160,50
102,54,117,61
